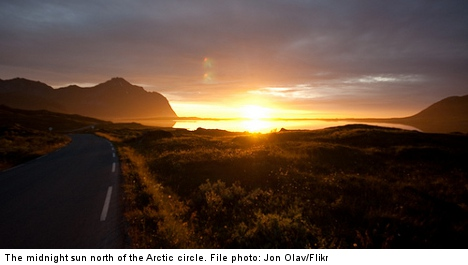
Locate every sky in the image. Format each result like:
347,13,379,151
1,0,468,118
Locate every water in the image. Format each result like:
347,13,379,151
134,118,420,133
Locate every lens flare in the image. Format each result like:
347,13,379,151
203,57,214,83
203,57,213,68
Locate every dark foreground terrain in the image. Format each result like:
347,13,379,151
0,105,105,170
0,125,70,171
98,124,468,248
0,134,123,248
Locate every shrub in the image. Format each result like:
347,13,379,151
106,126,468,248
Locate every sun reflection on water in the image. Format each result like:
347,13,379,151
127,117,421,134
169,119,420,133
240,119,275,133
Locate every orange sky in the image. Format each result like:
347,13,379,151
1,1,468,119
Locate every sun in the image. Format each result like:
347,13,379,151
240,105,270,120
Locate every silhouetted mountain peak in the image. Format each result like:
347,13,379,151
0,77,177,120
60,84,81,90
93,77,147,94
0,78,53,92
411,95,468,120
393,94,468,133
105,77,132,86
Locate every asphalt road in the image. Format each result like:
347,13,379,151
0,134,124,248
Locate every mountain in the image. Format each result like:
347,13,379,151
363,95,468,134
396,95,468,133
0,77,177,120
327,95,468,134
407,95,468,121
0,78,64,112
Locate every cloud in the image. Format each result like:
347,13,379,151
1,0,468,116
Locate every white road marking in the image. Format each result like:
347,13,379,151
112,162,116,172
112,153,115,158
100,186,113,221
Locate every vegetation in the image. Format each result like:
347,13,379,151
0,104,109,132
5,103,464,248
0,105,110,171
99,124,468,248
0,106,159,171
0,125,70,171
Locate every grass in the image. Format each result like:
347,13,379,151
0,124,71,171
0,105,114,170
0,104,108,132
98,124,468,248
0,106,153,171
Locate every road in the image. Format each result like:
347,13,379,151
0,134,124,248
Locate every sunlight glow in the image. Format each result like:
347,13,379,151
240,119,273,133
240,105,271,120
237,105,275,132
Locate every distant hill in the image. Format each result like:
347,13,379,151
395,95,468,133
407,95,468,120
0,77,177,120
0,105,109,132
344,95,468,134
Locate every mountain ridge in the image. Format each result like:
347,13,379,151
394,95,468,133
1,77,466,133
408,95,468,120
0,77,177,120
343,95,468,133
